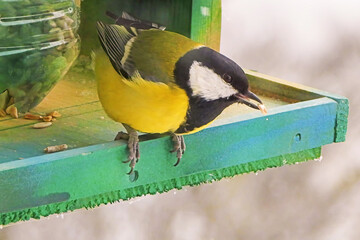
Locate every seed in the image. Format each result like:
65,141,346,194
67,29,75,39
42,115,53,122
49,20,57,28
258,104,268,115
6,105,18,118
44,144,68,153
55,19,66,29
49,27,61,34
63,16,74,25
33,122,52,129
24,113,43,120
47,111,61,118
56,45,65,51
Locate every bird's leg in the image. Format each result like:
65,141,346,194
114,124,139,174
114,131,129,141
170,133,186,166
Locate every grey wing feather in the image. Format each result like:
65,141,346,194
96,21,137,78
96,17,167,81
121,11,166,30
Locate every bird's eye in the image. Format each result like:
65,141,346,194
223,73,232,83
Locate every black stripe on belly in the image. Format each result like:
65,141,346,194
175,97,236,134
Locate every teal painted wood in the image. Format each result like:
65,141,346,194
191,0,221,50
0,147,321,225
79,0,194,55
79,0,222,54
245,70,349,142
0,98,336,220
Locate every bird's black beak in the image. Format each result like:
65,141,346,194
235,91,267,114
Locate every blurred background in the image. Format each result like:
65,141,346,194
1,0,359,239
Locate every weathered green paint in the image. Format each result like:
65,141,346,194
191,0,222,50
79,0,222,55
79,0,192,54
0,68,349,227
0,93,341,225
245,70,349,142
0,72,291,163
0,147,321,225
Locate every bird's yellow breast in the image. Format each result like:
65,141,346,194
95,52,189,134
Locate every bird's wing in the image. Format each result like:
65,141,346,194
96,22,136,79
96,22,202,84
128,30,202,84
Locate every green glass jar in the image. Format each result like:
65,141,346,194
0,0,80,113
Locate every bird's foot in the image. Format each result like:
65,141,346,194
114,126,140,175
114,131,129,141
123,132,139,174
170,134,186,166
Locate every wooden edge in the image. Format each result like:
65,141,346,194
0,147,321,226
245,69,349,142
0,97,336,205
0,97,335,170
245,69,345,100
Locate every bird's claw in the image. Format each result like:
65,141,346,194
125,133,139,173
115,128,140,174
174,157,181,167
127,167,134,175
127,159,136,175
171,134,185,166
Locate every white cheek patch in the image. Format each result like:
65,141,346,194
189,61,238,100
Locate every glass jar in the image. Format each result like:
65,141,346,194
0,0,80,113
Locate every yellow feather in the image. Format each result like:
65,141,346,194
95,51,189,134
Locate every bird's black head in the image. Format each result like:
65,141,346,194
174,47,264,110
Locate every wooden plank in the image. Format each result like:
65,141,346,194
0,67,348,163
191,0,222,50
0,69,293,163
0,93,287,162
79,0,194,55
0,66,347,226
0,94,292,160
245,70,349,142
0,97,336,218
0,146,321,225
0,106,120,163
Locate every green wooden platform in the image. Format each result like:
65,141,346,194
0,67,348,225
0,0,348,226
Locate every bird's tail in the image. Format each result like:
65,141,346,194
105,10,166,31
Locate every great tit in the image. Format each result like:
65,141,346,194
95,12,266,174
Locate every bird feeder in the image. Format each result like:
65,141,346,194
0,0,348,226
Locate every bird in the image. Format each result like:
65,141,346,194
95,11,267,174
